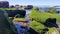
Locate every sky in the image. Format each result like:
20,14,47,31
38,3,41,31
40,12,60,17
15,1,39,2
0,0,60,6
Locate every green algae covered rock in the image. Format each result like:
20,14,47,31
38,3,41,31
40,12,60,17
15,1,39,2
30,20,47,34
29,7,60,34
0,9,17,34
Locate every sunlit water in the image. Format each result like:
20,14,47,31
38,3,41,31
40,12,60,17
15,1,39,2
26,10,32,17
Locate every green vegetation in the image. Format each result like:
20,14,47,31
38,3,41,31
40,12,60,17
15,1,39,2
30,20,45,33
29,7,60,34
0,8,16,10
47,7,56,13
45,28,59,34
13,18,26,22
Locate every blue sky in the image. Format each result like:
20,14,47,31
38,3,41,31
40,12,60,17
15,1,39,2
0,0,60,6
